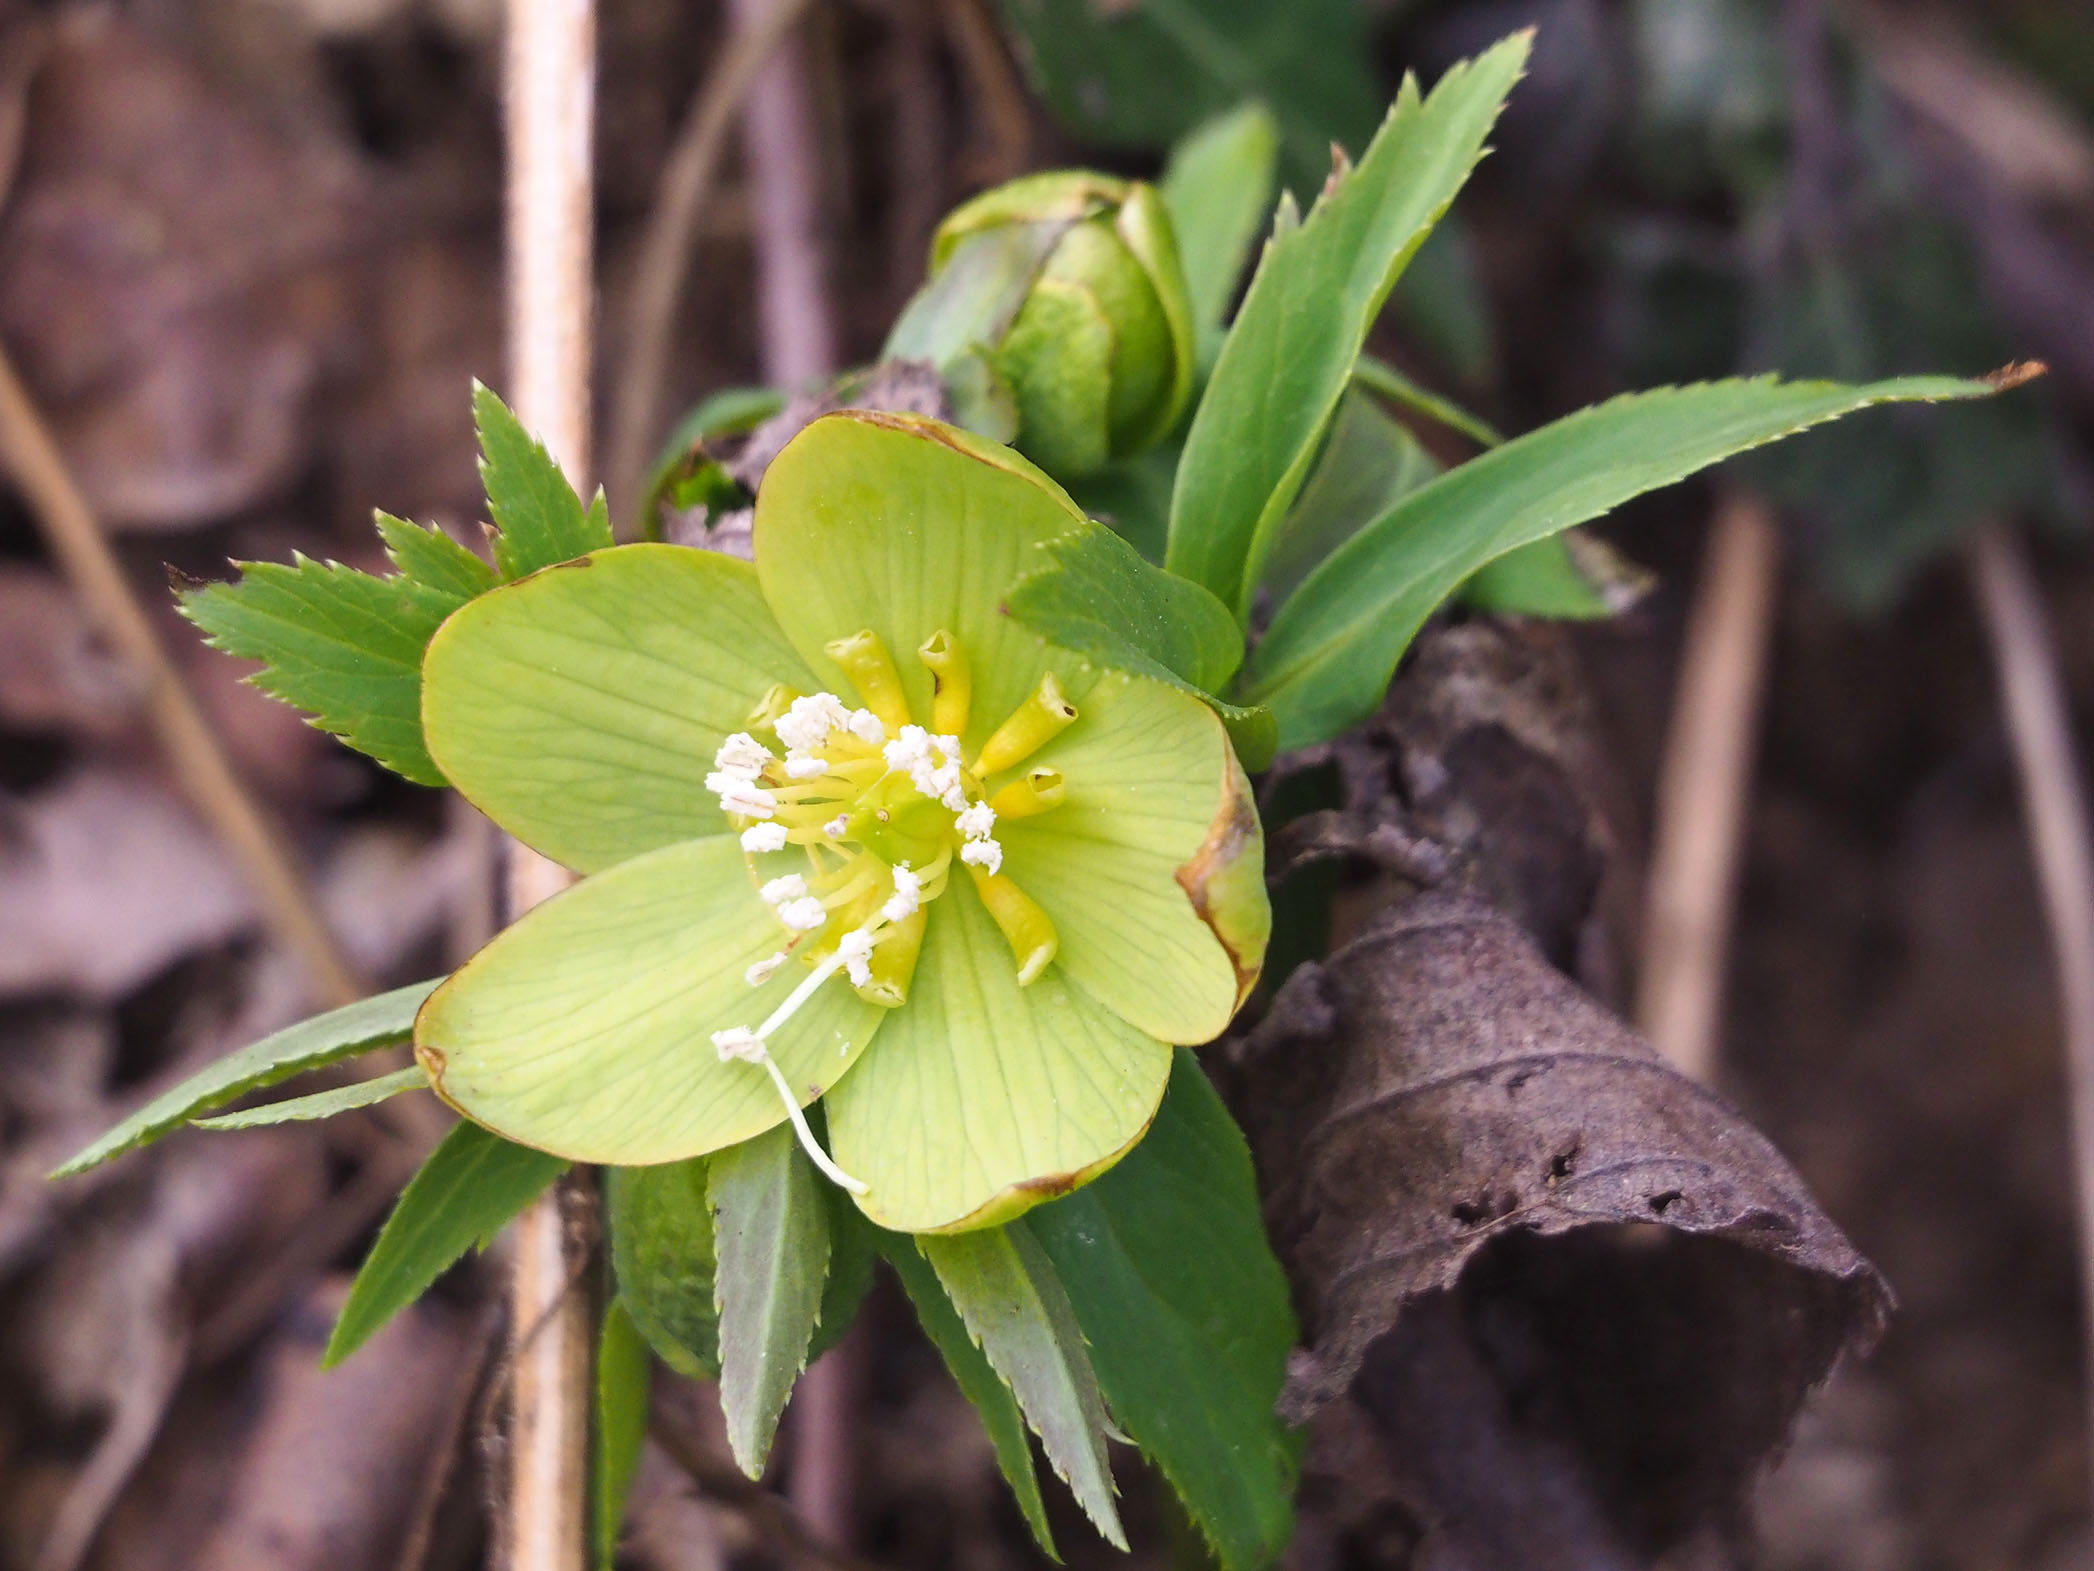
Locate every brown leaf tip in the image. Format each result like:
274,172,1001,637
1984,360,2048,392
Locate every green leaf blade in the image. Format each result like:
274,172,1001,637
179,557,462,786
1007,522,1244,693
51,979,439,1177
190,1066,428,1129
1160,104,1280,364
375,511,497,600
474,382,613,579
709,1125,832,1479
594,1302,652,1571
1024,1051,1298,1571
1165,32,1531,614
607,1157,720,1380
1245,372,2010,749
880,1234,1055,1557
325,1121,567,1367
921,1227,1125,1550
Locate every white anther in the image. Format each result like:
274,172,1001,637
839,925,878,988
776,693,850,751
761,873,809,907
783,751,829,779
960,837,1004,875
882,724,932,774
956,802,996,839
740,823,789,853
778,896,829,932
715,732,774,777
745,952,787,986
712,1025,768,1063
710,776,778,818
823,813,850,839
848,708,886,744
935,733,963,760
882,863,922,923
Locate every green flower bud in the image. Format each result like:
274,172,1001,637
887,172,1195,480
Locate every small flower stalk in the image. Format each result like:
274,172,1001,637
414,410,1268,1234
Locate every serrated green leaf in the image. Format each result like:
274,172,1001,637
1024,1051,1298,1571
51,980,438,1177
375,511,497,600
921,1227,1124,1550
179,555,465,786
1008,522,1244,692
594,1302,652,1571
1003,522,1271,768
607,1158,720,1380
1352,353,1504,449
1244,372,2014,749
325,1121,567,1367
880,1234,1055,1557
1166,33,1531,617
1161,104,1280,365
709,1125,830,1478
474,382,613,579
812,1182,876,1364
190,1066,428,1129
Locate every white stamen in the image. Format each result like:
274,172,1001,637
882,724,932,774
761,873,808,907
740,823,789,853
775,693,850,751
960,837,1004,875
778,896,828,932
744,952,787,986
712,1025,767,1062
711,776,777,818
783,751,828,779
714,732,773,776
823,813,850,838
712,944,871,1194
956,801,996,839
839,925,878,988
882,863,922,923
848,709,886,744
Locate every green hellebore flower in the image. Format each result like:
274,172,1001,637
895,171,1196,480
413,411,1268,1234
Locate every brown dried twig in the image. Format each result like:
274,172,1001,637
606,0,822,517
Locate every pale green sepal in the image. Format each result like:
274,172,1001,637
879,1234,1057,1557
421,543,818,875
998,673,1254,1046
1164,34,1532,615
996,270,1117,478
415,836,886,1166
608,1158,719,1379
190,1066,428,1129
325,1121,567,1366
921,1227,1126,1550
826,872,1171,1234
594,1303,652,1571
754,412,1098,758
710,1124,832,1479
1244,373,2015,750
884,221,1072,367
52,979,439,1177
1109,184,1196,453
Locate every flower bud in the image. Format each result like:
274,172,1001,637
888,172,1195,479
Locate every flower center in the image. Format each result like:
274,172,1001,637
699,629,1078,1187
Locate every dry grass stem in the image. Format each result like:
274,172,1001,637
1636,490,1782,1080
